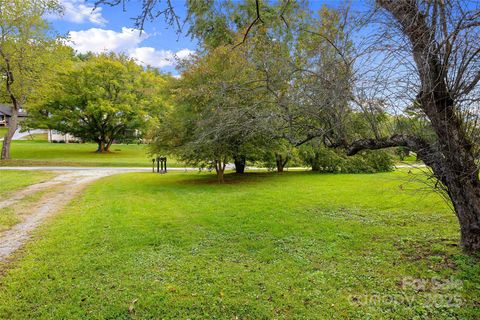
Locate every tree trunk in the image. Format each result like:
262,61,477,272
275,154,289,173
445,175,480,251
217,168,225,183
311,152,321,172
234,155,246,174
371,0,480,252
105,139,114,152
214,159,226,183
418,105,480,252
1,56,19,161
1,107,18,160
97,140,106,153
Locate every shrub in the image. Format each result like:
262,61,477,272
308,148,344,173
395,146,410,161
301,147,393,173
345,150,394,173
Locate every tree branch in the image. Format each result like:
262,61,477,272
233,0,263,48
346,134,429,156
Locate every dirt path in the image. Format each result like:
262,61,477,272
0,169,135,262
0,172,89,210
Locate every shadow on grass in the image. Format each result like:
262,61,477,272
172,171,318,186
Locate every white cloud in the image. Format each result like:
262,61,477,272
130,47,195,69
69,27,146,53
129,47,175,68
175,48,195,60
68,27,194,69
56,0,107,25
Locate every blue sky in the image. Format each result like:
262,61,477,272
48,1,366,75
48,0,197,75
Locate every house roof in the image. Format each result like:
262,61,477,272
0,104,28,117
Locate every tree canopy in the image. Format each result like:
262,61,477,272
0,0,63,159
149,3,392,181
28,53,170,152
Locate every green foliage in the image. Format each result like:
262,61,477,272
151,45,264,177
186,0,309,50
0,0,62,104
152,4,358,177
28,53,169,152
395,146,410,161
301,146,394,173
353,150,394,173
186,0,235,48
0,0,64,159
393,112,437,144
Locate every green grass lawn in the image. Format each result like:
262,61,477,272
0,127,7,137
0,170,54,198
0,140,182,167
0,171,478,319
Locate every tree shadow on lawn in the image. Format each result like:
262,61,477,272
171,170,327,186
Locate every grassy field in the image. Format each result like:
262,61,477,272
0,140,181,167
0,170,54,198
0,127,7,137
0,171,478,319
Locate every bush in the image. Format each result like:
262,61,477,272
302,147,393,173
308,148,344,173
347,150,394,173
395,146,410,160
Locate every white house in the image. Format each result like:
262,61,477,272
48,130,80,143
0,104,80,142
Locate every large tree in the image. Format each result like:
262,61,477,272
151,46,265,181
0,0,61,160
343,0,480,252
30,53,167,152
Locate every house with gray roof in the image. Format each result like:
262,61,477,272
0,104,28,127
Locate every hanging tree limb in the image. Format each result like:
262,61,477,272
233,0,264,48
